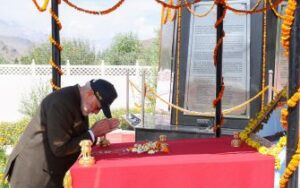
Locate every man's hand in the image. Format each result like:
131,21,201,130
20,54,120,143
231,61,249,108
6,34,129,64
90,118,120,137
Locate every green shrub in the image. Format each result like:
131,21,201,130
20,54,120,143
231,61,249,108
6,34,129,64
19,82,51,118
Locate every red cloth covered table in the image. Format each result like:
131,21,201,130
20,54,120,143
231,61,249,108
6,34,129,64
70,136,274,188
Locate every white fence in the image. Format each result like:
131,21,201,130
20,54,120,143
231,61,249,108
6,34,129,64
0,63,157,122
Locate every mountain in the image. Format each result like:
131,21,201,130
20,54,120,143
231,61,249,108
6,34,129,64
141,38,155,49
0,20,47,43
0,19,48,61
0,35,34,61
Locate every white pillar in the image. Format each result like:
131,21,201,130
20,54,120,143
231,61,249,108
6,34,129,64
126,70,130,119
31,59,36,76
141,70,145,127
101,60,105,76
268,70,273,103
135,60,140,80
66,60,71,76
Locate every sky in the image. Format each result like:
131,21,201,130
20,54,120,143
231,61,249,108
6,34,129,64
0,0,162,50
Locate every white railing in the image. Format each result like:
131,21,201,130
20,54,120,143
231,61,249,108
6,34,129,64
0,61,157,77
0,61,158,122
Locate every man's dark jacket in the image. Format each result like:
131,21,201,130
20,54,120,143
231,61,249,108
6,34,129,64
4,85,92,188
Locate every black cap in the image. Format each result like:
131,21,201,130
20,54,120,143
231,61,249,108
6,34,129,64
90,79,118,118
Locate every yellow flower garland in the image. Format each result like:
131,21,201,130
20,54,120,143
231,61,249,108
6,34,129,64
32,0,50,12
280,137,300,188
239,88,287,169
280,87,300,129
281,0,297,56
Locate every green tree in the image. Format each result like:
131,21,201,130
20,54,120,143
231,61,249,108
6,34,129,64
140,30,160,66
20,43,50,64
0,56,8,64
100,32,142,65
20,39,96,65
62,40,96,65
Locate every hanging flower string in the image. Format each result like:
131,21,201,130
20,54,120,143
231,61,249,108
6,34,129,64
175,4,182,126
155,0,202,9
260,0,267,109
184,0,215,17
32,0,50,12
162,0,177,24
280,136,300,188
62,0,125,15
224,0,284,14
268,0,285,19
281,0,297,57
231,0,263,15
280,87,300,129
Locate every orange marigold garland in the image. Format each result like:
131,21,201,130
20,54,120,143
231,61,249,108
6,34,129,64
213,81,225,107
155,0,202,9
224,0,284,14
211,0,226,132
32,0,50,12
280,137,300,188
50,9,62,30
280,88,300,130
49,36,63,51
162,0,177,24
49,59,64,75
281,0,297,56
50,79,61,90
62,0,125,15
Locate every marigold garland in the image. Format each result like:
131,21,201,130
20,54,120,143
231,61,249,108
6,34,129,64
184,0,215,17
213,31,225,66
261,0,267,109
280,87,300,130
239,88,287,169
48,59,64,75
280,0,297,56
155,0,201,9
280,136,300,188
175,4,182,126
213,81,225,107
224,0,284,14
50,79,61,90
268,0,285,19
49,36,63,51
32,0,50,12
50,9,62,30
211,0,226,132
231,0,263,15
162,0,177,24
62,0,125,15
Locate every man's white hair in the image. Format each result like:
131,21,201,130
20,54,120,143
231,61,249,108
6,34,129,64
84,80,92,90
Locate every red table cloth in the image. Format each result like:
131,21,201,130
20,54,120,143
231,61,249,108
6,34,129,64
70,136,274,188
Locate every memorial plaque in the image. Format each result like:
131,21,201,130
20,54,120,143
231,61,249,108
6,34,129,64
274,3,288,91
184,0,250,118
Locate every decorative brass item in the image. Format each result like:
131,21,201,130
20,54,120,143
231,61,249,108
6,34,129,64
231,131,241,147
97,136,111,147
159,135,167,142
79,140,95,166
